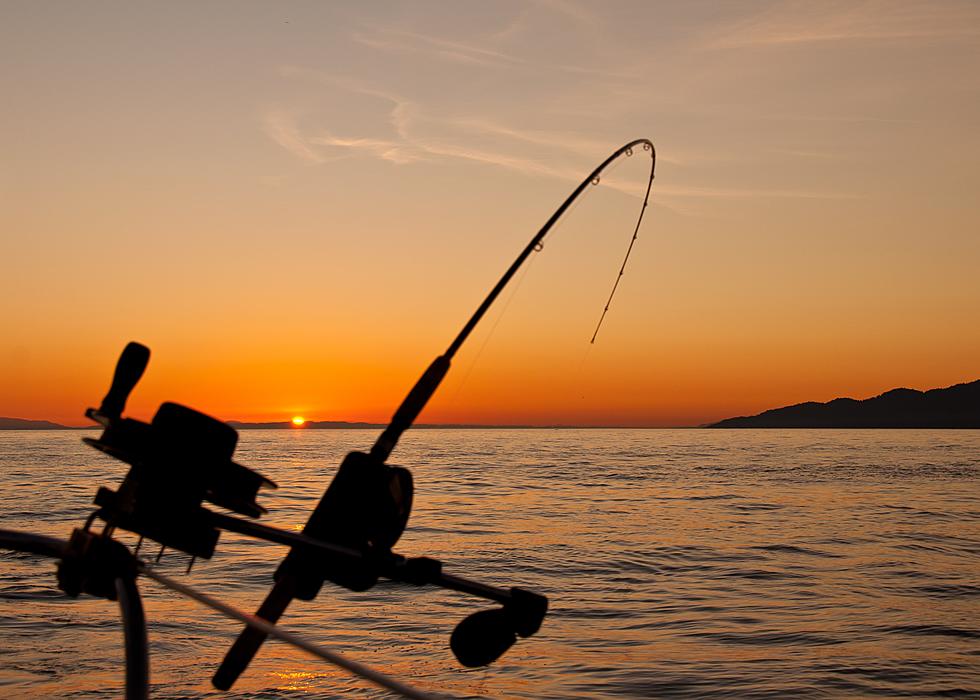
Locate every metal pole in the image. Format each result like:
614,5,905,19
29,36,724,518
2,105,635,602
115,576,150,700
0,529,67,559
141,565,443,700
0,530,152,697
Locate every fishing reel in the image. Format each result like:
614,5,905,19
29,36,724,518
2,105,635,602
82,342,276,560
78,343,548,689
273,449,413,595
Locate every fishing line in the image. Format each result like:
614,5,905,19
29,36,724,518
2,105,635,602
141,564,440,700
439,140,655,367
445,249,539,411
442,148,647,414
368,139,655,461
590,149,653,344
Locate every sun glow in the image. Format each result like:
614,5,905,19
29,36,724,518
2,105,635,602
291,416,306,426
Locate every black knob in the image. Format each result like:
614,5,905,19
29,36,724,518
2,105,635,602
99,342,150,418
450,608,517,668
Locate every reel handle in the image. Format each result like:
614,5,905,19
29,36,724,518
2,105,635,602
98,342,150,418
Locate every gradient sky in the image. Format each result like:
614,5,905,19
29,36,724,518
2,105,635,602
2,1,979,426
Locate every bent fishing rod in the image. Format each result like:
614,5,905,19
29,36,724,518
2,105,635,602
214,138,656,689
0,139,655,699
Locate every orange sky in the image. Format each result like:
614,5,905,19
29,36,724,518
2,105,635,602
2,2,979,427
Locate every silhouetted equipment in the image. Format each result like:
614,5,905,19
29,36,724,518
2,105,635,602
215,139,654,688
78,341,551,696
83,342,277,560
212,356,452,689
53,527,149,699
450,587,548,667
98,341,149,418
0,139,656,698
451,608,517,668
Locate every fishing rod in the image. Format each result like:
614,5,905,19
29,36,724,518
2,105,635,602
214,138,656,689
0,139,655,698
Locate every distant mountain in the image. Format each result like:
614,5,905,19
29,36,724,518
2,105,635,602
0,417,70,430
708,380,980,428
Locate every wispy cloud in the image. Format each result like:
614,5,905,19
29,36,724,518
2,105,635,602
655,184,862,200
266,66,863,209
775,148,849,160
708,0,980,49
758,113,921,125
308,131,421,165
270,68,596,179
265,107,636,196
425,141,588,181
264,110,327,164
450,118,614,157
352,28,525,69
265,101,851,209
530,0,602,34
352,20,637,82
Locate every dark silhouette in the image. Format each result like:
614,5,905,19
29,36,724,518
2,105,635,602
0,340,550,698
0,141,657,696
210,144,653,693
708,380,980,428
229,420,545,429
214,140,652,690
0,417,69,429
0,417,550,431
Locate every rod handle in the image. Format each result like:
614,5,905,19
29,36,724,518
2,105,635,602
212,576,295,690
99,342,150,418
371,355,450,461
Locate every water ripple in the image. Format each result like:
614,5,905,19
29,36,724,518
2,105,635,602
0,428,977,698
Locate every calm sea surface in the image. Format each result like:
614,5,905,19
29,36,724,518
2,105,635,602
0,429,978,699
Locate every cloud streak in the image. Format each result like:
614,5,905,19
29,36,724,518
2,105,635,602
270,68,596,179
264,110,327,164
654,184,862,200
352,28,526,70
309,131,421,165
266,97,856,207
352,20,638,82
708,0,980,49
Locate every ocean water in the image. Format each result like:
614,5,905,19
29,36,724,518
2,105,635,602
0,428,978,699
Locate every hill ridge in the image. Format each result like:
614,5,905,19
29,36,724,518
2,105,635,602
708,380,980,428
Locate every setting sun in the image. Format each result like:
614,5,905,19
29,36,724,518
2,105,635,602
291,416,306,427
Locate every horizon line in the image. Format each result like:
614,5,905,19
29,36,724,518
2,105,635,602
0,417,704,431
